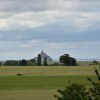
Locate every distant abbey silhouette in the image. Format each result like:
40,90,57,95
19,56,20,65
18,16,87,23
35,50,52,65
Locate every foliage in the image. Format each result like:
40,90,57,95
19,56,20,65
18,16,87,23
27,61,34,66
27,59,36,66
3,60,19,66
92,60,98,65
55,67,100,100
54,83,87,100
37,54,41,66
19,59,27,66
87,67,100,100
59,54,77,66
30,58,36,64
3,58,36,66
0,61,2,66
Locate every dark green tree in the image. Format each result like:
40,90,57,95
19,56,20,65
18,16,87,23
27,58,36,66
0,61,2,66
37,54,41,66
87,67,100,100
70,57,77,66
27,61,33,66
59,54,77,66
20,59,27,66
92,60,98,65
44,57,48,66
3,60,19,66
54,83,87,100
30,58,36,64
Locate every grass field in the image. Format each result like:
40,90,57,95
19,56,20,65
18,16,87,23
0,66,97,76
0,76,96,90
0,90,57,100
0,66,98,100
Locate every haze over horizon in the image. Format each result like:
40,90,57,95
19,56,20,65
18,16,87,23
0,0,100,60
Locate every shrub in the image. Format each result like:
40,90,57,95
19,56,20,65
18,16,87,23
54,67,100,100
54,83,87,100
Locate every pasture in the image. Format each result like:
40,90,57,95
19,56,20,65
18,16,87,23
0,66,98,100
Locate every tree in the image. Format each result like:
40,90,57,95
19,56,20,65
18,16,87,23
87,67,100,99
92,60,98,65
0,61,2,66
37,54,41,66
44,57,48,66
3,60,19,66
27,58,36,66
20,59,27,66
59,54,70,66
27,61,33,66
54,83,87,100
59,54,77,66
54,67,100,100
30,58,36,64
70,57,77,66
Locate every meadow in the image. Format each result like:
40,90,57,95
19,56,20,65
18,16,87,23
0,66,98,100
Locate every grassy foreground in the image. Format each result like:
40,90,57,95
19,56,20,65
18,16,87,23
0,66,98,100
0,90,57,100
0,76,96,90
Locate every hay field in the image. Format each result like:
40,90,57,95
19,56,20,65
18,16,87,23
0,90,57,100
0,66,98,100
0,66,97,76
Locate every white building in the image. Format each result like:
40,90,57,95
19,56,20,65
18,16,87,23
36,50,53,65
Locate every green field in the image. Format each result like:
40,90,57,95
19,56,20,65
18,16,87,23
0,76,96,90
0,66,98,100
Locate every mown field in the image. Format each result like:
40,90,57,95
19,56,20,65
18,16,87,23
0,66,98,100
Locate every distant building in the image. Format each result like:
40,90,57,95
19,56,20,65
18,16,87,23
35,50,53,65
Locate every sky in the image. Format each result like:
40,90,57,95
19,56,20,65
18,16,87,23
0,0,100,60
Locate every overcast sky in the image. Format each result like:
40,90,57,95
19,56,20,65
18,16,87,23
0,0,100,60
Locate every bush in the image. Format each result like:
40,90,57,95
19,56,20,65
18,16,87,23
54,83,87,100
54,67,100,100
87,67,100,100
92,60,98,65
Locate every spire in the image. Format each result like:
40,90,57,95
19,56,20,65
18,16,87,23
41,49,44,54
42,49,43,52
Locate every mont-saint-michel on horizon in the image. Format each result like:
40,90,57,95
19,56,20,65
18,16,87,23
34,50,53,65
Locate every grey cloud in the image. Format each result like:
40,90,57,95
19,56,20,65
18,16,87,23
0,0,100,60
0,0,99,13
0,0,50,12
0,22,100,43
78,0,100,12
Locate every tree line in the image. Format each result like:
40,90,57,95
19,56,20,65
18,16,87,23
0,53,77,66
0,59,36,66
36,53,77,66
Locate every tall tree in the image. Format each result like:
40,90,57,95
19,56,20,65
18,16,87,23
44,57,48,66
59,54,77,66
37,54,41,66
0,61,2,66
